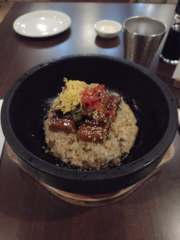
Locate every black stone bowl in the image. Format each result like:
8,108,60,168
1,55,178,194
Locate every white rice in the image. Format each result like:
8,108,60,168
44,99,138,169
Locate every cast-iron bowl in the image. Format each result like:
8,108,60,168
1,55,178,194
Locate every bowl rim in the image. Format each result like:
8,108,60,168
1,54,178,181
94,19,122,37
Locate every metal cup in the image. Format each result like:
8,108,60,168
123,16,167,67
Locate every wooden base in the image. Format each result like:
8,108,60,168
6,144,175,206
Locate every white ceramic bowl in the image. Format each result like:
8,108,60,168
94,20,122,39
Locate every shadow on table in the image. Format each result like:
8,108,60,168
14,29,71,49
95,36,120,48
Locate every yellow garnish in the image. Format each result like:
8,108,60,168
52,79,88,113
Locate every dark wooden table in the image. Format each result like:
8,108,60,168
0,2,179,240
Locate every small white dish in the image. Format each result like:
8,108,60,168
94,20,122,39
13,10,71,38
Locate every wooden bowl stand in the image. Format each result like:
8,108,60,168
5,144,175,207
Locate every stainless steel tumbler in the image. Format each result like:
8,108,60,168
123,16,166,67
